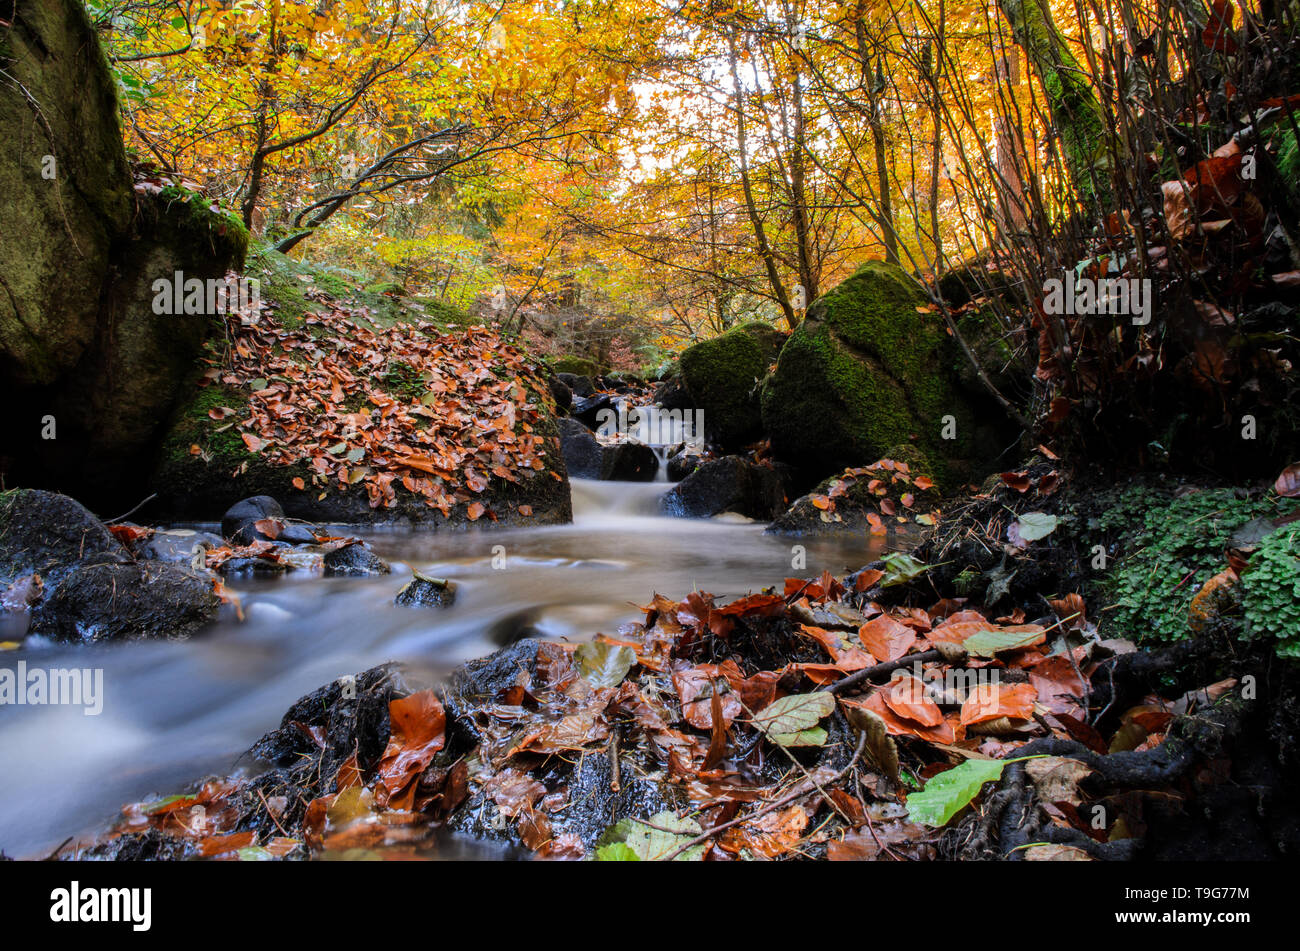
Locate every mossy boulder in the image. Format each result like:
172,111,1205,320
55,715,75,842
678,321,786,450
759,261,991,486
0,0,247,509
551,356,602,378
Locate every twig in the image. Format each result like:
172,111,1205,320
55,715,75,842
103,493,158,525
659,730,868,861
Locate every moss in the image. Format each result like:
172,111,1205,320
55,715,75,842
154,186,249,265
760,261,977,486
380,360,428,403
158,381,251,466
678,321,785,448
1097,485,1299,646
551,356,602,378
1241,524,1300,659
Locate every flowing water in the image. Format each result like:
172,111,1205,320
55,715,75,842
0,478,888,858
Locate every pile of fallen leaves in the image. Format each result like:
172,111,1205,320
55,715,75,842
88,550,1242,862
803,458,942,531
200,302,558,517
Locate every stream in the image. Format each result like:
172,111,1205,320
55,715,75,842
0,478,889,858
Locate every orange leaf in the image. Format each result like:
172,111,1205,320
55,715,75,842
959,682,1037,726
858,615,916,662
376,691,446,811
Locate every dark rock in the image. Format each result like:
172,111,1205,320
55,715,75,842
219,556,289,577
548,375,573,412
448,638,540,707
666,449,706,482
653,371,691,411
602,441,659,481
221,495,285,544
323,542,391,577
0,489,127,585
572,393,614,430
277,523,322,545
660,456,785,520
138,529,225,568
0,0,247,510
29,561,220,642
560,418,659,481
557,373,595,398
560,417,604,479
395,573,457,607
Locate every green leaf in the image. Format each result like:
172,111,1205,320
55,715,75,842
881,552,929,587
327,441,348,455
769,726,827,747
597,812,703,861
752,691,835,738
594,842,640,861
905,756,1044,827
345,447,365,464
237,846,274,861
574,641,636,688
1015,512,1058,542
962,627,1046,657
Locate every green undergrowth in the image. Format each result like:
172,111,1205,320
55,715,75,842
1095,485,1299,647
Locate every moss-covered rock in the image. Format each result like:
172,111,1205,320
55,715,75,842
551,356,603,378
0,0,248,509
678,321,786,450
759,261,989,486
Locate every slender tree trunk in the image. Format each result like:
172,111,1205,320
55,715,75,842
727,32,798,331
854,15,899,265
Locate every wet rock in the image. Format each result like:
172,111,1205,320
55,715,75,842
29,561,219,643
659,456,785,520
666,448,706,482
138,529,225,568
395,572,457,608
221,495,284,544
602,441,659,481
323,542,391,577
277,523,322,545
557,372,595,398
572,393,614,430
0,489,127,585
560,417,604,479
219,555,289,577
560,418,659,481
242,664,409,836
443,638,541,742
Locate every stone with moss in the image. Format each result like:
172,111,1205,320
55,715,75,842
551,356,603,379
759,261,989,486
1,0,248,511
678,321,785,450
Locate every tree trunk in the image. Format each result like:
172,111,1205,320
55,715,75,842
998,0,1110,210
